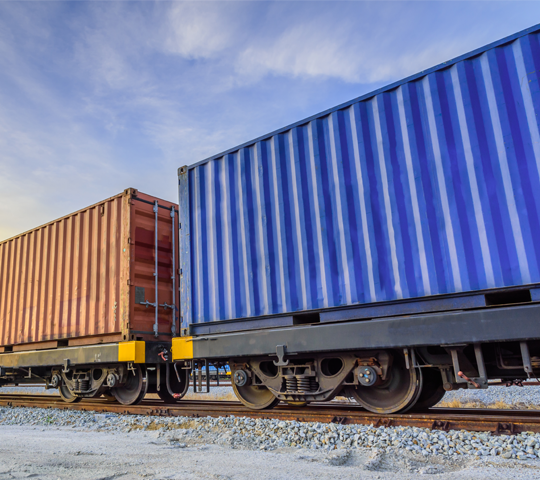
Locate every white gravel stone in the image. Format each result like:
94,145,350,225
0,405,539,464
437,382,540,407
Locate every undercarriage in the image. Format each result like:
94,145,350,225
227,340,540,412
0,361,191,405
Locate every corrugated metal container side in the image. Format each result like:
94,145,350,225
0,189,179,349
179,24,540,330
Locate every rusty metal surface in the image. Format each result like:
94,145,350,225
1,394,539,435
129,192,179,341
0,189,179,347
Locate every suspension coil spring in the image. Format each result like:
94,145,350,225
79,379,89,392
73,379,80,392
310,378,318,392
285,377,298,393
297,377,311,393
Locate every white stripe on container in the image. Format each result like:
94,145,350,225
287,130,308,310
396,86,431,296
327,114,352,305
480,52,531,284
235,151,252,317
221,157,234,319
193,168,204,321
252,145,269,314
450,65,495,287
371,98,403,299
422,76,463,292
307,122,329,308
348,105,377,302
270,137,288,312
206,163,217,321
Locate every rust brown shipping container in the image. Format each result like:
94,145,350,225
0,188,179,352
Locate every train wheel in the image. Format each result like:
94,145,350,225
58,384,81,403
101,390,117,402
111,365,148,405
231,367,279,410
409,368,446,411
157,367,190,403
232,382,279,410
347,353,422,414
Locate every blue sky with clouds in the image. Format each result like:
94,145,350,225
1,0,539,240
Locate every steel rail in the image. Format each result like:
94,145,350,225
0,394,539,435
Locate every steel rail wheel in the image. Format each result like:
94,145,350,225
111,365,148,405
58,384,81,403
232,382,280,410
101,390,117,403
400,366,424,413
409,368,446,411
346,353,422,414
231,368,279,410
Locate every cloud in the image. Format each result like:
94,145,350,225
0,1,241,242
1,0,539,242
234,4,480,84
0,4,138,240
151,2,502,87
163,2,243,59
0,110,126,240
237,22,365,83
70,5,154,92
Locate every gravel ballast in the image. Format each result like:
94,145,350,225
2,384,540,478
1,406,540,460
1,406,540,479
440,383,540,408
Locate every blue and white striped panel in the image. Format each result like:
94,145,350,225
185,31,540,325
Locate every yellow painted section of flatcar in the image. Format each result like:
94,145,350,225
118,341,145,363
171,337,194,360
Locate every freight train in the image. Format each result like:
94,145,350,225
1,24,540,413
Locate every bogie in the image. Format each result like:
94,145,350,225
225,341,540,414
229,350,424,413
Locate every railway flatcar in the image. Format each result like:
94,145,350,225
0,189,189,404
171,24,540,412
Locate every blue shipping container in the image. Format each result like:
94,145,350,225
179,24,540,331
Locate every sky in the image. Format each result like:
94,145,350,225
0,0,539,241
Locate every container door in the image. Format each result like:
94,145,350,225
129,192,179,341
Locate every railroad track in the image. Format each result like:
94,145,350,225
1,393,539,435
